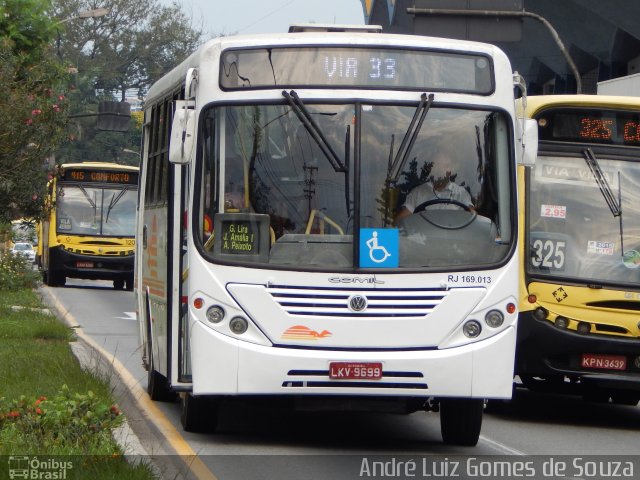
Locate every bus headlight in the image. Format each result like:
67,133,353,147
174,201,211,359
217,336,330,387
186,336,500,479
206,305,225,324
463,320,482,338
229,316,249,335
484,309,504,328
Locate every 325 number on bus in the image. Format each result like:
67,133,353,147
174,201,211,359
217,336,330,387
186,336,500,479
531,239,566,270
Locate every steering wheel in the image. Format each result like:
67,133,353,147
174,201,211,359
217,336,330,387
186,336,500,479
414,198,473,213
412,198,477,230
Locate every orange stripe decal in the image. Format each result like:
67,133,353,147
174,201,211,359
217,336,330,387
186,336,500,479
281,325,332,340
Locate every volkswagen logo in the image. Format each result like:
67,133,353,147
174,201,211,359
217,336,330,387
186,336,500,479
348,294,368,312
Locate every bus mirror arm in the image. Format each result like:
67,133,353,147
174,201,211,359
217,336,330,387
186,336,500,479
169,100,196,165
513,72,537,166
518,119,538,166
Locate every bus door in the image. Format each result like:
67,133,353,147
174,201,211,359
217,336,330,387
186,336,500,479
140,100,174,386
141,153,189,389
170,163,192,386
168,96,197,388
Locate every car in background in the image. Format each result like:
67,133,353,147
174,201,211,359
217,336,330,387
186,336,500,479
10,242,36,263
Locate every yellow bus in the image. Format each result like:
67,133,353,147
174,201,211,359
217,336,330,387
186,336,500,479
517,95,640,405
38,162,138,289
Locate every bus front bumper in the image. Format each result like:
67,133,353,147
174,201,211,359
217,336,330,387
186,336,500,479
516,312,640,391
190,320,517,399
52,246,134,280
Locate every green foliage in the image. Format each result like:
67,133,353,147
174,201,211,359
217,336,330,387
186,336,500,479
0,306,72,341
0,386,122,453
0,0,56,60
0,0,71,222
0,252,40,290
51,0,203,165
0,285,41,308
0,289,156,478
55,120,141,166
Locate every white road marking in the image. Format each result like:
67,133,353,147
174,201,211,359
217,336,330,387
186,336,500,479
479,435,527,455
114,311,137,321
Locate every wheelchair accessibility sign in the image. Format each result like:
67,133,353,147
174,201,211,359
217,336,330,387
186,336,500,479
360,228,399,268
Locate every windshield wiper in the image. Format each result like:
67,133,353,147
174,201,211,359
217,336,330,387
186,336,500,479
388,93,434,183
105,188,128,224
583,148,621,217
78,185,96,210
582,148,624,256
282,90,347,172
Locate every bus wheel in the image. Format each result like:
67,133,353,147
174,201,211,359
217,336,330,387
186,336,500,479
113,279,125,290
47,270,65,287
125,276,133,291
180,393,219,433
439,398,483,446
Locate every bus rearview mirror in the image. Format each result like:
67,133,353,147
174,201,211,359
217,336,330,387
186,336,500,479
169,101,196,165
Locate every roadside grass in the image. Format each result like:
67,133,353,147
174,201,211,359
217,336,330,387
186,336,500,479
0,288,43,309
0,287,155,478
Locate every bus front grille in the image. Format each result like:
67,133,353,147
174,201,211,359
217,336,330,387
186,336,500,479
267,285,448,318
282,369,428,390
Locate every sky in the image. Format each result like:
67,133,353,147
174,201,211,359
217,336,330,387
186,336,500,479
167,0,365,37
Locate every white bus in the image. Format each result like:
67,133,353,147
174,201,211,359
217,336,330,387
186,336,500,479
136,24,532,446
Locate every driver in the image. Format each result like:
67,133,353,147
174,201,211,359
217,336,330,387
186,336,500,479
393,155,474,224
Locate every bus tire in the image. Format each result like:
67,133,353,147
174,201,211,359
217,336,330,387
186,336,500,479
440,398,483,446
180,393,219,433
114,279,125,290
125,276,133,291
47,269,65,287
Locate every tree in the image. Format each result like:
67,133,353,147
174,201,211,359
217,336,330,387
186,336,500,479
0,0,70,223
51,0,204,164
53,0,203,100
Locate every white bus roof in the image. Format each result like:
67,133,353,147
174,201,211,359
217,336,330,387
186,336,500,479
146,29,512,103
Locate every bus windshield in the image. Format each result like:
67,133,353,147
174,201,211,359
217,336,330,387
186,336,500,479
197,102,513,270
527,153,640,286
56,185,137,237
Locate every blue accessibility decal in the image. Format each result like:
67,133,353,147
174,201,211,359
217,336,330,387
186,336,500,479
359,228,399,268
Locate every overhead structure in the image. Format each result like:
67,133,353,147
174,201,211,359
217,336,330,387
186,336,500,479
361,0,640,94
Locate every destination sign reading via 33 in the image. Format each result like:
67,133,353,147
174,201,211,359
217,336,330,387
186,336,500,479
220,46,493,93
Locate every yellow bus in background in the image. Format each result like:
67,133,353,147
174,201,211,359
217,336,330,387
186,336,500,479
38,162,138,290
517,95,640,405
